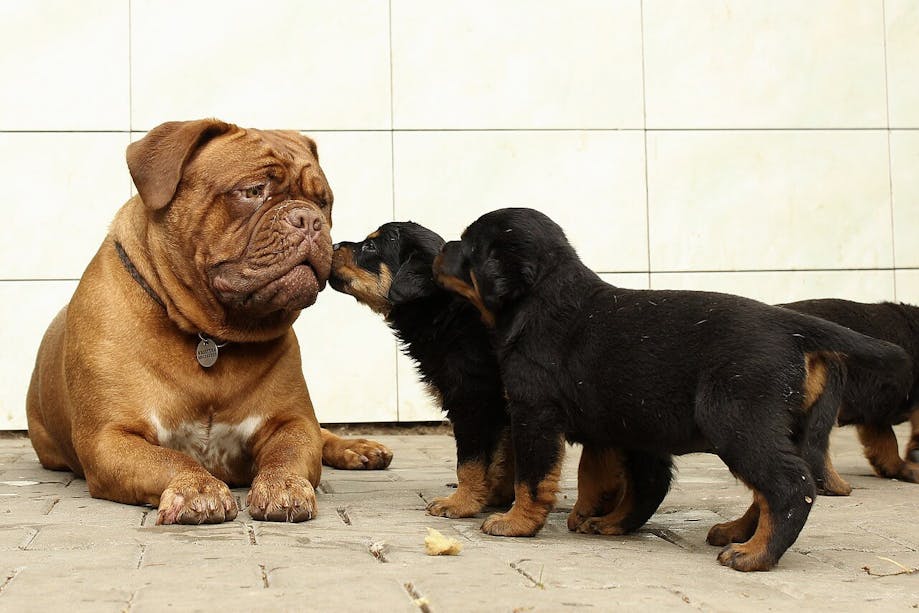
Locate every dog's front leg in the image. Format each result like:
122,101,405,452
80,428,237,525
481,413,564,537
247,416,323,522
428,419,513,519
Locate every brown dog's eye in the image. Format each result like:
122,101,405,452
242,185,264,199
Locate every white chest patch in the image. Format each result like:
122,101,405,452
150,414,263,475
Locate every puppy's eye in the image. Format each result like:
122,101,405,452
362,241,377,253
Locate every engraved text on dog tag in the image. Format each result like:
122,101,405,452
196,337,219,368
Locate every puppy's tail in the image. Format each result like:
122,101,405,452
786,312,913,379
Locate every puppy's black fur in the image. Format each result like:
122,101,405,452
782,298,919,487
329,222,512,517
434,207,912,571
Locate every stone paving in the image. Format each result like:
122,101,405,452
1,426,918,612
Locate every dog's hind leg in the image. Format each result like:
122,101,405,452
707,499,760,546
858,423,919,482
799,352,852,496
907,409,919,465
711,440,815,571
573,449,672,536
697,382,827,570
819,452,853,496
568,446,628,531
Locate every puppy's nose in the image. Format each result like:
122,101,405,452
286,208,324,234
332,242,341,251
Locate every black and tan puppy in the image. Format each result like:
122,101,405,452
781,298,919,493
433,207,912,571
329,222,514,517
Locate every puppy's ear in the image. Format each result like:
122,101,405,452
388,253,438,306
127,118,234,210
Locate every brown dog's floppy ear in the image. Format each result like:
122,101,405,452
127,118,234,210
388,253,439,306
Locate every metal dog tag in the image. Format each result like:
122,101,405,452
196,337,219,368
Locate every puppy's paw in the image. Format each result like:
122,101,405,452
706,520,754,547
574,516,628,536
898,461,919,483
426,494,484,518
324,437,393,470
481,511,541,537
567,509,589,532
907,448,919,465
247,472,316,522
717,544,774,572
818,467,852,496
156,473,238,525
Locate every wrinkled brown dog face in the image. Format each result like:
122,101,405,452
127,120,334,327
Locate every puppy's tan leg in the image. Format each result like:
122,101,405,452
568,447,626,532
485,433,516,507
707,500,760,546
717,491,777,572
481,436,564,537
248,417,323,522
80,429,237,525
428,430,515,518
320,428,393,470
819,450,852,496
906,409,919,464
481,467,562,537
857,423,919,482
427,461,491,518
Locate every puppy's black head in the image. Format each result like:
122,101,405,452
433,208,573,325
330,221,445,316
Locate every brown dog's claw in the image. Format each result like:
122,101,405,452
247,472,316,522
156,473,238,525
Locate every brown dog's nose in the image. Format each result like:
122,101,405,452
287,207,324,234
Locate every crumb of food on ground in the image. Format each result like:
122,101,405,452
424,527,463,556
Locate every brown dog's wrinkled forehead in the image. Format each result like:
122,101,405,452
186,127,333,218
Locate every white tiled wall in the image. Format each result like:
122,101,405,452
0,1,916,428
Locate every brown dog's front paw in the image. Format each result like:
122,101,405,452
156,474,238,525
247,472,316,522
717,543,775,572
325,437,393,470
481,511,541,537
427,494,484,518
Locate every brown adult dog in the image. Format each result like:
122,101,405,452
26,119,392,525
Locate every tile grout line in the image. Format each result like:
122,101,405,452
388,0,401,423
4,127,919,135
127,0,135,201
127,0,132,134
881,0,898,301
0,568,23,597
639,0,651,289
